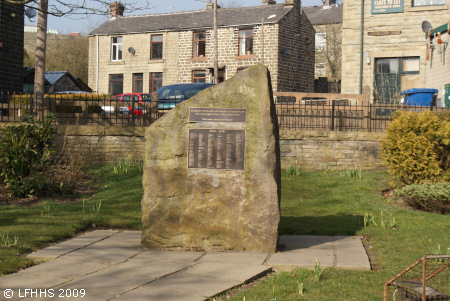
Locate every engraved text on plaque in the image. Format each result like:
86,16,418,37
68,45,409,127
188,129,245,170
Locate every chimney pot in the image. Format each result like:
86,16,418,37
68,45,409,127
262,0,277,5
324,0,336,5
206,2,221,9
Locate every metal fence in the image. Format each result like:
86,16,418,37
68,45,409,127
1,93,450,132
276,100,450,132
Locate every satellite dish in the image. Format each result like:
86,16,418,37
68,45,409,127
128,47,135,55
25,8,37,19
422,21,433,33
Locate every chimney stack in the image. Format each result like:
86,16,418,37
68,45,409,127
206,2,221,9
262,0,277,5
110,1,125,19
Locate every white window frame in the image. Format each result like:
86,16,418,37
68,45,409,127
111,37,123,62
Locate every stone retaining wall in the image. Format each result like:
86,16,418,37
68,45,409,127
53,126,386,170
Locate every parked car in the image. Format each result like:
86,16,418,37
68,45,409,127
101,93,152,114
156,83,216,111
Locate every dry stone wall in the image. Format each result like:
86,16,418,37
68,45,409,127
52,126,386,170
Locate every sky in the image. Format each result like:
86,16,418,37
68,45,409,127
24,0,325,35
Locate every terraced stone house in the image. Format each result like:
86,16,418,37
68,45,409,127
88,0,315,95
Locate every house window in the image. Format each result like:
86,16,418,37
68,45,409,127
150,72,163,92
109,74,123,96
133,73,143,93
193,32,206,57
239,29,253,55
151,35,163,60
111,37,123,61
413,0,445,6
192,71,206,83
315,32,326,51
374,57,420,103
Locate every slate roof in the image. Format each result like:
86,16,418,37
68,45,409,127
90,4,293,36
45,71,67,85
303,4,343,25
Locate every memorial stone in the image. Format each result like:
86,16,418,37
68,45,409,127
141,65,281,253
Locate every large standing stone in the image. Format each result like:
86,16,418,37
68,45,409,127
141,65,281,253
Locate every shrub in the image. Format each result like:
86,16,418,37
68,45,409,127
396,182,450,214
381,111,450,184
0,114,55,197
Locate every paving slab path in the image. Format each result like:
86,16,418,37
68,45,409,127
0,230,370,301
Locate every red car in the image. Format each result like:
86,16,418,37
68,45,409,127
102,93,152,115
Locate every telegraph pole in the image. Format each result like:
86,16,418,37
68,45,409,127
214,0,218,84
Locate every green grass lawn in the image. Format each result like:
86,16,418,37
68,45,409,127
1,168,449,300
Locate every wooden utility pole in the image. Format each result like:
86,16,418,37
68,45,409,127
213,0,218,84
34,0,48,103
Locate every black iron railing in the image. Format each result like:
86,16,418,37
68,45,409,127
1,93,449,132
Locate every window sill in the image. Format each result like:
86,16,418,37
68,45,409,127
191,57,207,61
148,59,165,64
407,4,447,11
235,54,256,59
109,61,125,65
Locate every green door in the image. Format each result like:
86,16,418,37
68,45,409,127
445,84,450,107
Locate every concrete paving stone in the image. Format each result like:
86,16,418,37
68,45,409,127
61,247,141,264
72,230,118,241
334,236,363,247
19,258,109,279
27,239,95,260
336,253,371,270
111,286,205,301
85,232,141,249
134,250,204,262
281,248,333,256
101,258,193,278
184,262,271,283
279,235,334,250
145,274,241,297
60,271,154,295
267,253,334,268
0,274,69,301
197,252,269,265
20,290,112,301
335,245,366,253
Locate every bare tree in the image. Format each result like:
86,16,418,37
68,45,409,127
314,17,342,81
2,0,152,100
218,0,243,8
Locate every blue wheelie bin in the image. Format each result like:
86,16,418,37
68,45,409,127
400,88,438,106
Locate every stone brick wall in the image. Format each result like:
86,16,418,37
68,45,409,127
0,3,24,94
278,3,315,92
53,126,386,170
341,0,449,99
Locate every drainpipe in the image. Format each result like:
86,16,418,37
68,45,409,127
359,0,364,94
96,35,99,93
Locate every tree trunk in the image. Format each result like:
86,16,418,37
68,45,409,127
34,0,48,103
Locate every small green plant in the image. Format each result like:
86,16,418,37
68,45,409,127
346,166,362,179
287,161,302,176
380,211,396,229
324,163,335,174
90,200,102,213
0,233,19,247
396,182,450,214
364,212,377,227
82,199,86,215
297,281,304,295
314,257,323,281
267,284,277,301
42,204,55,217
114,154,143,174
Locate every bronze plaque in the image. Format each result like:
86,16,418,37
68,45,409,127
188,129,245,170
189,108,246,123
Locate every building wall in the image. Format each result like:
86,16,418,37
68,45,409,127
53,126,386,170
341,0,449,100
278,3,315,92
0,3,24,94
314,23,342,80
88,3,315,94
424,30,450,102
